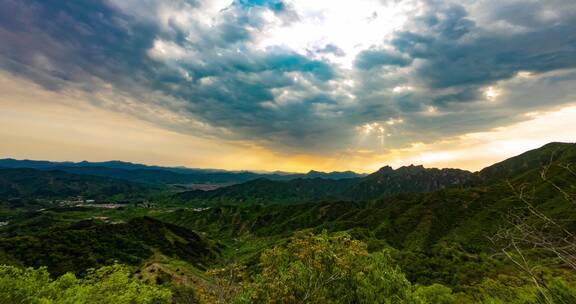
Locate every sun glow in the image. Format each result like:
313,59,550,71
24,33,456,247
484,86,502,102
359,122,388,135
256,0,413,68
392,86,414,93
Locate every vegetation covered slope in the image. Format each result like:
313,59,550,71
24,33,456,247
158,142,576,289
0,216,220,276
0,264,172,304
163,143,576,251
1,142,575,303
343,164,477,201
175,165,477,204
175,177,359,205
479,142,576,182
0,168,158,201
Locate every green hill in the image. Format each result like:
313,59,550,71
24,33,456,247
479,142,576,182
157,142,576,288
343,165,477,201
1,142,575,301
175,177,358,205
164,143,576,249
175,165,477,205
0,216,220,276
0,168,159,202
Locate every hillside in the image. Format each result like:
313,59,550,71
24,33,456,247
1,142,575,302
167,143,576,247
0,168,158,202
0,216,220,276
176,177,358,205
157,142,576,287
479,142,576,182
175,165,477,204
343,165,477,201
175,143,576,205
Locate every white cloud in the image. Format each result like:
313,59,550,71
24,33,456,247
256,0,414,68
367,104,576,172
148,39,189,61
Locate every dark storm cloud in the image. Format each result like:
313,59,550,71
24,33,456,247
343,0,576,149
354,49,412,70
391,2,576,89
0,0,344,150
1,0,576,154
0,0,158,90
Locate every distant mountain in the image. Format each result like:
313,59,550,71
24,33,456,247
177,177,359,205
299,170,361,179
162,142,576,255
176,142,576,205
342,165,477,201
40,166,262,185
3,142,576,292
176,165,477,204
0,159,364,185
0,168,156,202
0,159,224,174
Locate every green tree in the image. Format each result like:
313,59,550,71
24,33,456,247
414,284,456,304
0,263,172,304
196,263,246,304
240,231,421,303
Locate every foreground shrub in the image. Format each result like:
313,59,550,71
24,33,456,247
237,231,423,303
0,263,172,304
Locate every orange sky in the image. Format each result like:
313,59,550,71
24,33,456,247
1,72,575,173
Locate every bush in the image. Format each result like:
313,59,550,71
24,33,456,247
414,284,456,304
238,231,425,303
0,263,172,304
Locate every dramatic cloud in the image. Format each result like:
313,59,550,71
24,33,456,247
355,49,412,70
1,0,575,159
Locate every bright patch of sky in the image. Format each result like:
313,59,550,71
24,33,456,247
256,0,414,68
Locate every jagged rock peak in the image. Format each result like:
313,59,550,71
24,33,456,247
396,164,426,173
376,165,394,174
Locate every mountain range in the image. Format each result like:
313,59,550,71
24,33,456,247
1,142,575,301
176,142,576,204
175,165,479,204
0,168,156,203
2,142,574,205
0,159,363,185
158,142,576,282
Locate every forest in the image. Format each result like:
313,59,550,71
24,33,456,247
1,142,576,303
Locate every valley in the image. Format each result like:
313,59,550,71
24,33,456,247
1,142,575,303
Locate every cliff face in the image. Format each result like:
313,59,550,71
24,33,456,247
342,165,477,201
176,164,478,204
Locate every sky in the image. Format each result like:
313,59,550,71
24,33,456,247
0,0,575,173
